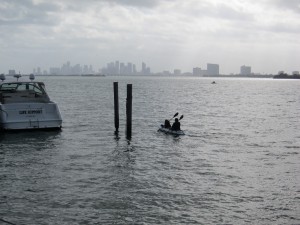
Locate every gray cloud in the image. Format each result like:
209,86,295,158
273,0,300,13
0,0,299,74
0,0,60,26
102,0,161,8
214,3,254,21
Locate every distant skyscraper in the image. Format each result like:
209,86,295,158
174,69,181,75
102,60,150,75
240,65,251,75
193,67,202,76
114,61,119,74
120,63,125,75
72,64,81,75
142,62,146,74
37,67,41,75
61,61,72,75
89,65,93,73
146,67,151,75
127,62,133,74
8,70,16,75
207,63,219,76
83,65,89,74
49,67,60,75
163,70,171,75
133,64,137,74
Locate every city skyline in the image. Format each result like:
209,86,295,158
3,60,299,76
1,1,300,74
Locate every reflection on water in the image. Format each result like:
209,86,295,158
0,130,62,142
0,76,299,224
0,130,62,152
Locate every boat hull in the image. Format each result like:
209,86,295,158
158,126,185,135
0,102,62,130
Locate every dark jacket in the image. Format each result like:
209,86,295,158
164,120,171,128
171,120,181,131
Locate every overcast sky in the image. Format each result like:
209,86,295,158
1,0,300,74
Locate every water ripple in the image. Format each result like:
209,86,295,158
1,77,299,224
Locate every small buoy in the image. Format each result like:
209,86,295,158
212,81,216,84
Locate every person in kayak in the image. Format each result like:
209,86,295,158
164,119,171,129
171,118,181,131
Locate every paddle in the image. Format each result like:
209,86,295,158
179,115,184,120
169,112,178,121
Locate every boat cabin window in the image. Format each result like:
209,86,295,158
0,82,50,103
0,82,45,95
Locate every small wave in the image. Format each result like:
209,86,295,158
246,143,271,148
285,146,300,149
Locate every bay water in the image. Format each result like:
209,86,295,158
0,76,299,224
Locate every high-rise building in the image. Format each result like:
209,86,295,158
49,67,60,75
61,62,71,75
207,63,219,76
146,67,151,75
127,63,133,74
142,62,146,74
133,64,137,74
72,64,81,75
83,65,89,74
120,63,125,75
174,69,181,75
101,60,150,75
193,67,202,76
240,65,251,75
115,61,120,74
89,65,93,74
8,70,16,75
163,70,171,75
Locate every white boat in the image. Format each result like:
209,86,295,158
0,75,62,130
158,125,185,135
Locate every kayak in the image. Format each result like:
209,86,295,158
158,125,185,135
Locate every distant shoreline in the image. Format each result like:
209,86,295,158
2,74,300,79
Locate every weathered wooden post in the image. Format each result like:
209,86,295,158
126,84,132,139
113,82,119,132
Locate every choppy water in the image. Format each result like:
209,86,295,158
0,76,299,225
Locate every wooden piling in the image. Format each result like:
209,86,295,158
126,84,132,139
113,82,119,132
